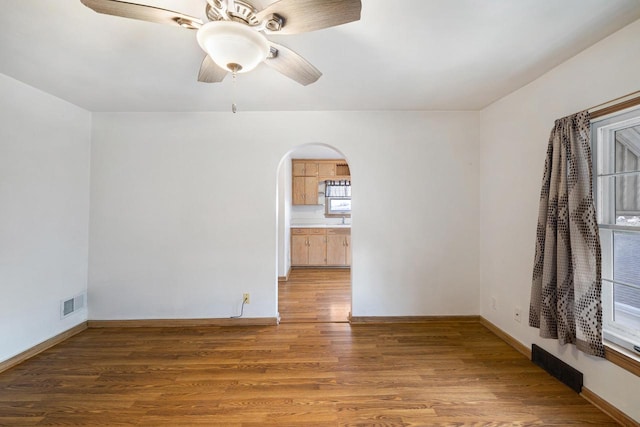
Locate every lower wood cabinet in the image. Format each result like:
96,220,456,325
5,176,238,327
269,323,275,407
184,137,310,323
326,228,351,266
291,227,351,267
291,228,326,266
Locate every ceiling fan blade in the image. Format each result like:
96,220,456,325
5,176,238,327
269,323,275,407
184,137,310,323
256,0,361,34
80,0,203,29
198,56,228,83
265,42,322,86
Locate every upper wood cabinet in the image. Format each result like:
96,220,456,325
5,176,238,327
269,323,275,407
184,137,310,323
292,159,350,206
318,162,336,178
293,161,318,177
292,159,350,180
334,162,350,178
292,176,318,205
318,160,350,179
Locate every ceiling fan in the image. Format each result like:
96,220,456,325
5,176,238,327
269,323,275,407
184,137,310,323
80,0,362,86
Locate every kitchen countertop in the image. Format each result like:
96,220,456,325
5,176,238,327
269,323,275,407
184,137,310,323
290,224,351,228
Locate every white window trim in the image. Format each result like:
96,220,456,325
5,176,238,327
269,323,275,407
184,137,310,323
592,106,640,365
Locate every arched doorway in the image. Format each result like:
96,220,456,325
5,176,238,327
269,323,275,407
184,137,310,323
276,143,352,323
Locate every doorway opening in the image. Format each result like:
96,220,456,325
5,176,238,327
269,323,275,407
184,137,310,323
276,143,352,323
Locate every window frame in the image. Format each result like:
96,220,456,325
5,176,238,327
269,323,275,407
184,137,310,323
592,105,640,371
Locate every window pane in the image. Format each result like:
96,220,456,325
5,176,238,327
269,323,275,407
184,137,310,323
597,175,640,226
615,125,640,173
615,173,640,226
613,282,640,331
597,124,640,175
613,231,640,287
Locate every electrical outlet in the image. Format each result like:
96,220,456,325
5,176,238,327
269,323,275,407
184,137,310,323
491,297,497,311
514,307,522,323
243,293,250,304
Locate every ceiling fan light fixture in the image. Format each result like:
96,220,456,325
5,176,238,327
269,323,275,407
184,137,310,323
196,20,269,73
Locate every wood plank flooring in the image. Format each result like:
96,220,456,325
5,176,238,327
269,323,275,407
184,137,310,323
278,268,351,323
0,269,619,426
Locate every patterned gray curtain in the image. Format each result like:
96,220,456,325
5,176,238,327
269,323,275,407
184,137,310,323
529,110,605,357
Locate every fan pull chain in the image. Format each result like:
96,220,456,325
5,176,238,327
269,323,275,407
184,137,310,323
231,69,237,114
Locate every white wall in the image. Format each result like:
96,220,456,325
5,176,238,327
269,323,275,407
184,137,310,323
479,19,640,421
88,111,479,320
0,74,91,362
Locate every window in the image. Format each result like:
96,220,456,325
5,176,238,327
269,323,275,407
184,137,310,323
593,106,640,357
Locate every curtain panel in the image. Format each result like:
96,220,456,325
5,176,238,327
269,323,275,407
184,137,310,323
529,111,605,357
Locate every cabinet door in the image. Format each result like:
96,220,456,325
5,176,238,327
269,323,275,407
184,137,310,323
292,176,306,205
291,235,308,265
345,235,351,266
293,177,318,205
326,234,346,265
304,162,318,177
304,177,318,205
307,234,326,265
292,161,306,176
318,162,336,177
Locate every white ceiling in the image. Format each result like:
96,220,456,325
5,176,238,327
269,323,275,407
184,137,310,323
1,0,639,112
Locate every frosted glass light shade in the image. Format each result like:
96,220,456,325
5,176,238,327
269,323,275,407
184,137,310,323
196,21,269,73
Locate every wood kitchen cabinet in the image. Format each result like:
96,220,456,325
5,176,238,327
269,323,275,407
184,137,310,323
292,176,318,205
307,234,327,265
292,161,318,177
326,228,351,266
322,161,350,179
291,233,309,266
291,228,326,266
291,227,351,267
318,162,336,177
292,159,350,206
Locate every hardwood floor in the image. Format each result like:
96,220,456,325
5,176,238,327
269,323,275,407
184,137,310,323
279,268,351,323
0,270,619,426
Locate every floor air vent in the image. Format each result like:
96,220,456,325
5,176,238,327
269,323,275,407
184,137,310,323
531,344,583,393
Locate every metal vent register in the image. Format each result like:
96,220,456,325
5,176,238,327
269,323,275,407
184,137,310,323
61,293,85,318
